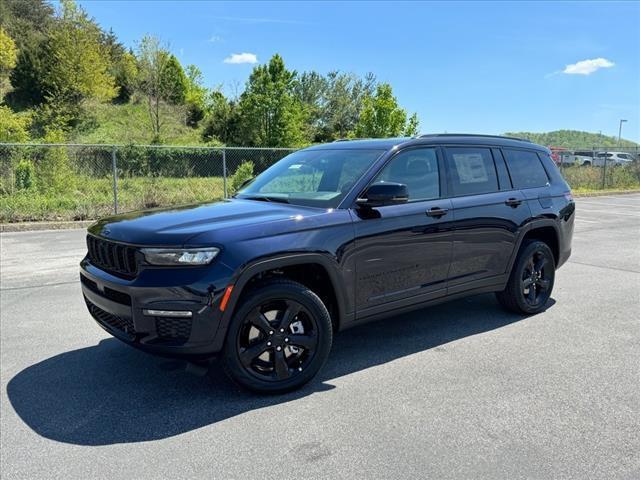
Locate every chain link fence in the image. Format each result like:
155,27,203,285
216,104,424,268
1,143,639,223
550,146,640,192
0,144,296,222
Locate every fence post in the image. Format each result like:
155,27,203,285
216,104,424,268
222,148,228,199
111,145,119,214
601,148,607,190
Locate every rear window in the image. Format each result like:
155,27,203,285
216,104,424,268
445,147,499,196
503,149,549,189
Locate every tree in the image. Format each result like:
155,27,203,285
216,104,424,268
354,83,417,138
323,71,376,140
404,112,420,136
184,65,207,127
41,0,116,122
238,54,306,147
136,35,188,141
202,91,242,145
0,105,30,142
1,0,54,108
0,28,18,100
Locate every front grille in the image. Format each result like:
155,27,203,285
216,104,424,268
87,235,137,277
156,317,192,341
80,274,132,306
85,298,135,336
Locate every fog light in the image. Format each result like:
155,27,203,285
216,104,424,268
143,309,192,318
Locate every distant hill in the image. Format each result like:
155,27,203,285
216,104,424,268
504,130,638,149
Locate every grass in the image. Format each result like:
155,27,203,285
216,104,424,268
1,176,225,222
70,101,208,146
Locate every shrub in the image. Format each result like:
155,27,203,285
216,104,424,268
15,160,35,190
230,160,254,194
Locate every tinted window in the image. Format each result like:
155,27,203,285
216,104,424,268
445,147,498,196
372,148,439,201
503,149,549,189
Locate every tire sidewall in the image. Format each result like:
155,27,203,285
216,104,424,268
223,282,332,394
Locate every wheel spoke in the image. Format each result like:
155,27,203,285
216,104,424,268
279,301,302,331
527,284,537,303
288,333,316,350
534,256,549,272
523,277,534,287
273,350,290,380
248,309,272,334
537,278,550,290
239,340,269,367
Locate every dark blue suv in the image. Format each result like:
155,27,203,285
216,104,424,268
80,134,575,393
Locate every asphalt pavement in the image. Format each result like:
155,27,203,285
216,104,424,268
1,194,639,479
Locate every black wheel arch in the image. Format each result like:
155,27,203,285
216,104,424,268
215,253,349,350
507,219,560,275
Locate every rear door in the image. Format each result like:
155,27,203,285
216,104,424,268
502,147,554,217
444,146,530,294
351,147,454,316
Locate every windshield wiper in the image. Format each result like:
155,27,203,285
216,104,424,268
240,195,289,204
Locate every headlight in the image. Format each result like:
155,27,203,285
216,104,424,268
141,247,220,266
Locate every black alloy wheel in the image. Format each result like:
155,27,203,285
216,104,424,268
521,249,552,307
496,240,555,314
237,299,318,382
223,279,332,393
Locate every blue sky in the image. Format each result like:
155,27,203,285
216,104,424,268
78,1,640,141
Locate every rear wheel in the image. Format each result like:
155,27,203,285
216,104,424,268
222,279,332,394
496,240,555,314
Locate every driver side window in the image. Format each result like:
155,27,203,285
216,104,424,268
372,148,440,201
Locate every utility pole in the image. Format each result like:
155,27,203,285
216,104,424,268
618,119,627,147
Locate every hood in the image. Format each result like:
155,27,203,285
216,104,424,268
88,199,323,246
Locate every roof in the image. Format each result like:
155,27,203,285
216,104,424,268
304,134,547,152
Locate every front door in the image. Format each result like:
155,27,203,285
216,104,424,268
351,147,454,318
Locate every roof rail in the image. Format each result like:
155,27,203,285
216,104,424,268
418,133,532,143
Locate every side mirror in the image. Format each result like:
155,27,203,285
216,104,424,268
357,183,409,208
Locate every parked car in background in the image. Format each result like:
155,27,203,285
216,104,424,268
572,150,636,167
596,152,635,166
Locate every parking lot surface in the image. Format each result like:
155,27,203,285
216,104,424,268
1,194,639,479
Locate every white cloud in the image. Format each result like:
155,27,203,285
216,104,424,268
223,52,258,64
562,58,615,75
209,35,223,43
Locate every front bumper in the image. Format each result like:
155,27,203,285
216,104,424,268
80,258,232,358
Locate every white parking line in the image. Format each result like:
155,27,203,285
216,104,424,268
575,209,640,217
578,201,640,208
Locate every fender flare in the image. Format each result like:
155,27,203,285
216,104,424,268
216,253,349,346
506,218,561,274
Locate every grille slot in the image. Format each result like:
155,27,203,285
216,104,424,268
156,317,192,341
87,235,137,277
80,274,132,306
85,298,135,336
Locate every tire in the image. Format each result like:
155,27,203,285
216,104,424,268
496,240,556,315
222,279,332,394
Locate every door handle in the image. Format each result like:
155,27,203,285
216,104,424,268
426,207,449,217
505,198,522,208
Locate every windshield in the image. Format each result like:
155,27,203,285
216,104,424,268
235,149,384,208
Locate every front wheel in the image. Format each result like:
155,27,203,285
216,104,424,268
222,279,332,394
496,240,555,314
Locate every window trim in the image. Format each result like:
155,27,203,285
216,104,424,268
349,145,446,207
